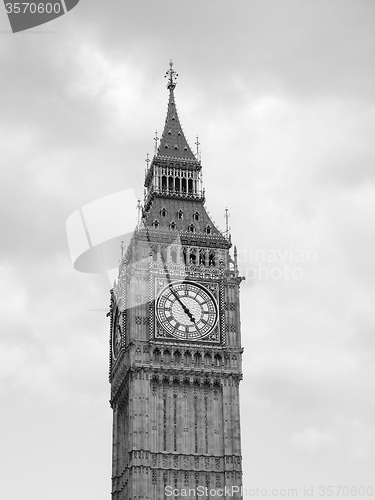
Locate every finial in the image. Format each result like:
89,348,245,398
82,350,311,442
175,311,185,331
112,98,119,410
120,239,124,260
165,59,178,90
195,135,200,157
234,245,238,276
137,199,142,228
154,131,159,154
224,207,231,236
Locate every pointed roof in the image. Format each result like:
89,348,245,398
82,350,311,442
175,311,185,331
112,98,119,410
156,61,196,161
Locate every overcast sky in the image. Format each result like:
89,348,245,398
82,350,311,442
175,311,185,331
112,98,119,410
1,1,375,499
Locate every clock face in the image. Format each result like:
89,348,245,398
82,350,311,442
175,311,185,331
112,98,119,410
156,281,218,340
112,307,122,359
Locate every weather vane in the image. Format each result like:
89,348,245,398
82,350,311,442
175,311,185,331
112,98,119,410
165,59,178,90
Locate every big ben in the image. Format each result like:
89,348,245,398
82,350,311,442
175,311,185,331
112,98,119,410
109,62,244,499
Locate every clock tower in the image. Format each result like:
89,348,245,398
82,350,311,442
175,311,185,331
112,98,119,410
109,62,244,499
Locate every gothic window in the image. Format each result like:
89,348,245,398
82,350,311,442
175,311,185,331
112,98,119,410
164,350,171,363
188,178,193,193
190,248,197,264
209,250,215,266
193,212,200,221
199,249,206,265
182,178,187,192
204,353,212,366
188,224,196,233
177,210,184,220
214,354,222,367
184,351,191,365
170,247,177,263
153,349,161,363
160,208,167,217
170,221,176,230
169,176,174,190
161,246,168,262
194,352,202,365
173,351,181,364
161,176,167,190
205,225,211,234
153,220,159,229
175,177,180,191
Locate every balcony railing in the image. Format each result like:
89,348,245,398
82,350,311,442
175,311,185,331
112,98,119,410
144,186,205,208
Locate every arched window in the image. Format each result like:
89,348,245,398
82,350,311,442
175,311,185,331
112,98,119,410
175,177,180,191
160,208,167,217
173,351,181,364
152,245,158,262
153,349,161,363
161,176,167,190
188,224,195,233
209,250,215,266
188,178,193,193
169,221,176,230
194,352,202,365
190,248,197,264
168,176,174,190
193,212,200,221
177,210,184,220
205,225,211,234
214,354,222,367
181,178,187,192
161,246,168,262
199,249,206,266
184,351,191,365
171,247,177,263
153,220,159,229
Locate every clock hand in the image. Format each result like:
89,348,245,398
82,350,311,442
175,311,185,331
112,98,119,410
181,302,196,323
168,285,196,323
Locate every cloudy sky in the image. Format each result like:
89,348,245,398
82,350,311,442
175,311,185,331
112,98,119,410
1,1,375,499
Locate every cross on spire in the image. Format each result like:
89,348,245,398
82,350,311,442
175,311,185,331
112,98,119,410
165,59,178,90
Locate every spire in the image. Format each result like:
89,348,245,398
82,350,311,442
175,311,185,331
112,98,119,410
157,60,196,161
